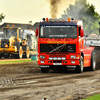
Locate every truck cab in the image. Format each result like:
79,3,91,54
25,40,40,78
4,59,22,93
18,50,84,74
36,18,96,73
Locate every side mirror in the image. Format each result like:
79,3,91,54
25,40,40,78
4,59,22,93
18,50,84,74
99,22,100,34
80,30,84,37
36,29,38,37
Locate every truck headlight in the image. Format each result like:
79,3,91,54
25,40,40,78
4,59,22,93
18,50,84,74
40,55,45,59
53,57,58,60
58,57,62,60
40,61,44,63
71,55,76,59
62,57,66,60
49,57,52,60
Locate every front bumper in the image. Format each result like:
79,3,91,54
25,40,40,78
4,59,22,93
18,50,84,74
38,59,79,66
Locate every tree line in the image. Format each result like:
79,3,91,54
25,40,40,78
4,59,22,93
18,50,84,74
61,0,100,35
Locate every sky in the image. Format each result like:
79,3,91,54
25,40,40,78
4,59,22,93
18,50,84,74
0,0,100,24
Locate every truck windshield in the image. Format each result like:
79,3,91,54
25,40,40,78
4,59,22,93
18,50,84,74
40,26,77,38
3,28,17,38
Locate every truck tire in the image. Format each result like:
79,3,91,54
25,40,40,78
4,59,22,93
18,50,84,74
90,50,96,71
23,46,29,58
18,46,23,59
15,46,22,59
41,68,49,73
25,46,29,58
76,56,84,73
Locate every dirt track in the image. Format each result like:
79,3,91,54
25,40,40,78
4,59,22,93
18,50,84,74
0,61,100,100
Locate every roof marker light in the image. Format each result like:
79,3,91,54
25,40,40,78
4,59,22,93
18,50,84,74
68,18,70,21
46,18,49,21
7,25,9,27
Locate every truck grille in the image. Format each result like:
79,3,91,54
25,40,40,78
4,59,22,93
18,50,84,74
40,44,76,53
1,39,9,48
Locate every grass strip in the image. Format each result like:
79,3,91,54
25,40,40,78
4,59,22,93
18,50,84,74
0,59,35,64
83,94,100,100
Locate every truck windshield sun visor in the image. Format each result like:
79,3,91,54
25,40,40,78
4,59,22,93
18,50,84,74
40,26,77,38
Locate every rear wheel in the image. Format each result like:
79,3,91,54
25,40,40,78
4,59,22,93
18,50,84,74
18,46,23,59
23,46,30,58
25,46,29,58
90,50,96,71
15,46,22,59
76,56,84,73
41,68,49,73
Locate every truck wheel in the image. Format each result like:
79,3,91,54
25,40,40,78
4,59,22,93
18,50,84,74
90,51,96,71
18,46,23,59
15,46,22,59
76,56,84,73
41,68,49,73
25,46,29,58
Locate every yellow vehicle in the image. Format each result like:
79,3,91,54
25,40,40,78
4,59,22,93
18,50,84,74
0,26,29,59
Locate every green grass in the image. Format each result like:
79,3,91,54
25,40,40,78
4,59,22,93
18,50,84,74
83,94,100,100
0,59,35,64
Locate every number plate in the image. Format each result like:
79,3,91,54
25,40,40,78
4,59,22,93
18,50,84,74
53,63,62,65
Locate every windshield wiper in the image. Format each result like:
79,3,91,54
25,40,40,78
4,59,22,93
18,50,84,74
41,36,46,38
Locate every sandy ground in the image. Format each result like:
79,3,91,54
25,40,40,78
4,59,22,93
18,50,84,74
0,61,100,100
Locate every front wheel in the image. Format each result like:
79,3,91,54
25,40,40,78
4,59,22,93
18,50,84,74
75,56,84,73
41,68,49,73
90,50,96,71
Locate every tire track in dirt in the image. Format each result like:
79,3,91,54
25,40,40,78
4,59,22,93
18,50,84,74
0,68,96,91
0,62,100,100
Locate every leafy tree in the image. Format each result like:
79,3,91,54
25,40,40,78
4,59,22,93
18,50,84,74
0,13,5,22
61,0,100,35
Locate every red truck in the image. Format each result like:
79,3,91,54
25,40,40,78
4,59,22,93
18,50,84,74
36,18,96,73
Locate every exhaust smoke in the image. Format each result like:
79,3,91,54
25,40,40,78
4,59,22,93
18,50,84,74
49,0,75,18
49,0,61,18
